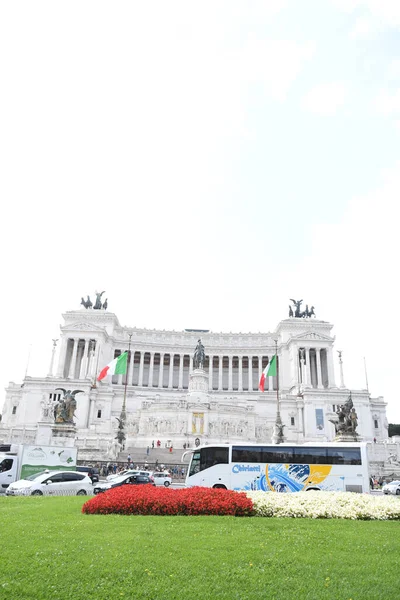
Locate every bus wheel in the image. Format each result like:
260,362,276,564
213,484,227,489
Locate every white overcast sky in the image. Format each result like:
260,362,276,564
1,1,399,422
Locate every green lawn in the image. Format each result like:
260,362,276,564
0,496,399,600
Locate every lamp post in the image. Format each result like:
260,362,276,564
273,337,285,444
116,333,132,449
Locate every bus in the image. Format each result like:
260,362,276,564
183,443,369,493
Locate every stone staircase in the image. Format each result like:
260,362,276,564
117,446,190,467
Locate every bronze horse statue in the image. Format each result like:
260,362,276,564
193,339,206,369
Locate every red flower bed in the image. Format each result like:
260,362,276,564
82,485,254,516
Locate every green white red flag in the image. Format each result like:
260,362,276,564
259,355,277,392
98,352,128,381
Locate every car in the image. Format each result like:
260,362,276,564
5,470,93,496
152,471,172,487
76,466,100,483
382,480,400,495
94,473,155,494
106,469,152,482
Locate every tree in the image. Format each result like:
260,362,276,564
388,423,400,437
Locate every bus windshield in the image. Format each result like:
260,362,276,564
188,447,229,476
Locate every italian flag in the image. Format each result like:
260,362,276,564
259,355,277,392
97,352,128,381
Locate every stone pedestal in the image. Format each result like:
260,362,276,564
334,433,359,442
35,421,53,446
188,369,208,393
51,424,77,447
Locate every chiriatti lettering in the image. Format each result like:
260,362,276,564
232,464,261,474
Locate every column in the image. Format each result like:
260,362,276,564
218,355,223,390
79,339,89,379
158,353,164,388
90,340,100,378
316,348,323,389
138,352,145,386
238,356,243,391
305,348,311,387
228,356,233,392
178,354,184,389
127,349,135,385
56,338,68,377
326,347,335,388
248,356,252,392
148,352,155,387
208,355,213,390
68,338,79,379
168,354,174,388
189,355,194,375
48,339,58,377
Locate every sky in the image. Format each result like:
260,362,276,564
1,1,399,423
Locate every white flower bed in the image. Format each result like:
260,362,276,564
246,491,400,520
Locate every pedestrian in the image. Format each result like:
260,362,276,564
181,467,185,477
373,437,377,443
152,440,154,449
127,454,131,465
146,446,150,456
169,445,173,453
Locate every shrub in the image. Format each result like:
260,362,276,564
82,485,254,516
247,491,400,520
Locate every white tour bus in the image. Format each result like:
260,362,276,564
184,443,369,493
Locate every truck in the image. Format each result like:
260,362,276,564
0,444,77,493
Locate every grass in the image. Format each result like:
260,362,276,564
0,496,399,600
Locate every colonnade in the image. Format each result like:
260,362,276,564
56,339,278,392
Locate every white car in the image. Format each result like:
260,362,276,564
153,472,172,487
106,469,152,482
94,472,154,494
382,480,400,496
5,470,93,496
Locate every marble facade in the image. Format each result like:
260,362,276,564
0,308,389,456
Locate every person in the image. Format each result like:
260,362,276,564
181,467,185,478
127,454,131,464
151,440,154,449
370,476,374,489
169,445,173,453
183,443,186,450
157,439,161,447
146,446,150,456
373,437,377,443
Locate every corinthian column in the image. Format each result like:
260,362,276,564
68,338,79,379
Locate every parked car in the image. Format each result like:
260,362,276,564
77,466,100,483
5,470,93,496
94,473,155,494
382,480,400,495
106,469,152,482
153,471,172,487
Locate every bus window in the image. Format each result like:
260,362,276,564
293,447,328,464
327,447,361,465
263,447,293,463
232,446,263,463
200,447,229,471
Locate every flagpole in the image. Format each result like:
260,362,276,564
116,333,132,451
273,338,284,444
121,334,132,421
363,357,369,395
